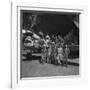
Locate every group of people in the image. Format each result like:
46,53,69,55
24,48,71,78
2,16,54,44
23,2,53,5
23,32,70,67
39,34,70,67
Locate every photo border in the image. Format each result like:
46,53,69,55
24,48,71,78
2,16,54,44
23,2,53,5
11,2,87,88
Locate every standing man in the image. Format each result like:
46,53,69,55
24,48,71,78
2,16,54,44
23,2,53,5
56,43,63,65
41,43,47,64
64,45,70,67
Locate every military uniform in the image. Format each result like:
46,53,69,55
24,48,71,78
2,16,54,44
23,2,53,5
56,46,63,65
41,45,47,64
63,45,70,66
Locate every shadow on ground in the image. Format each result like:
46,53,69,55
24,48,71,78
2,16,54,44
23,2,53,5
23,54,79,66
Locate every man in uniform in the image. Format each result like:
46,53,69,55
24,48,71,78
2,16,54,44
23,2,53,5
41,45,47,64
63,45,70,67
40,38,46,64
56,43,63,65
45,35,51,63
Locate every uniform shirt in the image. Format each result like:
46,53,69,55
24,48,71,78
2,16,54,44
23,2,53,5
57,47,64,60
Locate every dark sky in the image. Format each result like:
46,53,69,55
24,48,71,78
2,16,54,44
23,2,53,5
38,14,74,36
22,10,79,37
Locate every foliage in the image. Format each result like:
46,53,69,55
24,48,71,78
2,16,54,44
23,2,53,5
64,30,73,45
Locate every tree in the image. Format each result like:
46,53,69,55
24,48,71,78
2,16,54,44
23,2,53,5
64,30,73,45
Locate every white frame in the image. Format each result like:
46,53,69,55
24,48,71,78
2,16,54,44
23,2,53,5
11,2,88,89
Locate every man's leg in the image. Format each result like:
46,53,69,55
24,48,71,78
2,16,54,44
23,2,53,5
65,56,68,67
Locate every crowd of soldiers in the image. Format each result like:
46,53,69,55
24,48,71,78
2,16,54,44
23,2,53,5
39,34,70,67
23,30,70,67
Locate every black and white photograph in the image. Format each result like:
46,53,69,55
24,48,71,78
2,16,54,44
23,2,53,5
0,0,88,89
20,9,80,78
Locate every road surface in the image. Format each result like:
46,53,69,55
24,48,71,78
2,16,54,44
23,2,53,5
21,58,79,78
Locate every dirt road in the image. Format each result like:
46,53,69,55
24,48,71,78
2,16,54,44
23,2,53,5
21,59,79,78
